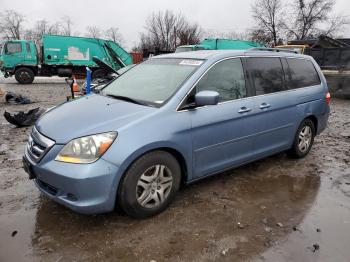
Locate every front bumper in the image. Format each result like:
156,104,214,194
25,144,121,215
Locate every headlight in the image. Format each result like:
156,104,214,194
55,132,117,164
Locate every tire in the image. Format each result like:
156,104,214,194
287,118,315,158
92,69,107,79
118,151,181,218
15,67,35,84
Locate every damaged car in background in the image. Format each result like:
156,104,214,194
22,49,330,218
82,57,136,94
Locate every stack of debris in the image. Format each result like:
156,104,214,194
1,90,45,127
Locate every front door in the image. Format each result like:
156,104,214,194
182,58,256,179
3,41,24,68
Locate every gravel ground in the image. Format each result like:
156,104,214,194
0,76,349,262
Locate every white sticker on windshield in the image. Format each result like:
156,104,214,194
179,60,203,66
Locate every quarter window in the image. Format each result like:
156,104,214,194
287,58,320,88
247,57,285,95
196,58,246,102
5,42,22,54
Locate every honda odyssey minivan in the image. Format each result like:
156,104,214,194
23,49,330,218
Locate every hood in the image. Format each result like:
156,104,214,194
36,94,156,144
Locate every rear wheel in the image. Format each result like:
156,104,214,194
118,151,181,218
15,67,35,84
288,119,315,158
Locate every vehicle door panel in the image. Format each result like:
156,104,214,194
246,57,297,157
182,58,256,179
190,99,255,178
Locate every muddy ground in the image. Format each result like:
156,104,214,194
0,77,349,262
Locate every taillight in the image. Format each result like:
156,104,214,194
325,92,331,104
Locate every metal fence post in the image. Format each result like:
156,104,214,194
86,67,92,95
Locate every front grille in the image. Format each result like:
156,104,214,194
26,127,55,163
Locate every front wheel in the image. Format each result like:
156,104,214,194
15,67,35,84
288,119,315,158
118,151,181,218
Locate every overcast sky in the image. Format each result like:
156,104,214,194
1,0,350,50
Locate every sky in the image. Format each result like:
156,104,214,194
1,0,350,50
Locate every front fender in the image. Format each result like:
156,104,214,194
104,140,192,187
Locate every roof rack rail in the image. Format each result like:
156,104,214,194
248,47,298,54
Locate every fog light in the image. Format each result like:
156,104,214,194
67,193,77,201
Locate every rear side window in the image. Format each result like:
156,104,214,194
5,42,22,54
287,58,320,88
247,57,285,95
196,58,246,102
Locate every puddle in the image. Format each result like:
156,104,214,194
0,155,321,262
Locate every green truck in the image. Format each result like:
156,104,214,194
175,38,265,53
0,35,132,84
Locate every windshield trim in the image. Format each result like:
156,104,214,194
100,58,205,108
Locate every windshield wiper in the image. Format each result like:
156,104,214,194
104,93,148,106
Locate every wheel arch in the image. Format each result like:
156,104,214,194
113,145,189,211
304,115,318,134
118,146,189,186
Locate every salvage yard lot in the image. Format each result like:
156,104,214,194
0,77,350,261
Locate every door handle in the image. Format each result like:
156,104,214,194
259,103,271,109
238,107,252,113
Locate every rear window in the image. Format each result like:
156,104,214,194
247,57,285,95
287,58,320,88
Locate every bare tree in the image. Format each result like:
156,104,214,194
25,19,61,43
203,29,249,40
60,15,73,36
86,26,102,39
322,15,350,37
0,10,25,39
251,0,285,46
249,28,274,45
177,23,202,46
105,27,124,44
145,10,181,51
288,0,348,39
140,10,202,52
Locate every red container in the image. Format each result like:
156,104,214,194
130,52,143,64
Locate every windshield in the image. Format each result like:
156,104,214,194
175,47,194,53
103,58,203,106
116,64,136,75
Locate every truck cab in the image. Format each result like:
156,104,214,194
0,40,38,83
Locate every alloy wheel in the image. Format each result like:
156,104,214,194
136,164,173,208
298,125,312,153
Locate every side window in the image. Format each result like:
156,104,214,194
287,58,321,88
26,42,31,53
196,58,246,102
5,42,22,54
247,57,285,95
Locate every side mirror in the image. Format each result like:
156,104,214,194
195,90,219,107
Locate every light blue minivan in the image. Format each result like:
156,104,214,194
23,49,330,218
